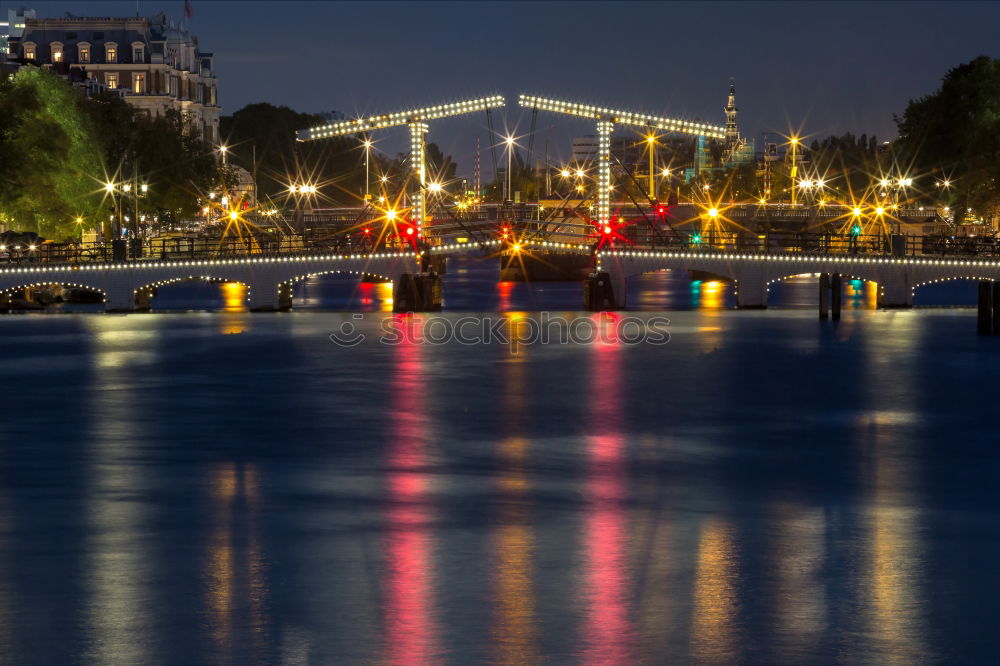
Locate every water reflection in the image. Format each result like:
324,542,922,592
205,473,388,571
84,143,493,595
220,282,248,334
861,411,926,663
689,518,739,664
579,318,634,663
83,318,153,664
772,504,826,657
293,276,394,311
767,275,878,309
384,314,439,664
491,350,537,664
358,281,394,312
204,462,270,661
692,280,726,310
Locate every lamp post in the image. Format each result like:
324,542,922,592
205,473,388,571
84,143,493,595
505,136,515,203
363,138,372,201
646,134,656,201
789,136,800,206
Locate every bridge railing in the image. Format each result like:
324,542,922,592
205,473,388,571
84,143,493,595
622,231,1000,258
4,232,1000,267
0,237,382,266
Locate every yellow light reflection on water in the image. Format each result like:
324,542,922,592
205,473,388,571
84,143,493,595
690,518,739,663
220,282,248,334
700,281,723,309
376,282,394,312
493,355,537,663
221,283,247,312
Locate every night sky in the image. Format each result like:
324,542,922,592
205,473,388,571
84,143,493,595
19,0,1000,178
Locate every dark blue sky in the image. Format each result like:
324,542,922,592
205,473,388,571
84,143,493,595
21,0,1000,178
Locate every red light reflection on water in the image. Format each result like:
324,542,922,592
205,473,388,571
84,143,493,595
384,314,438,665
580,321,634,664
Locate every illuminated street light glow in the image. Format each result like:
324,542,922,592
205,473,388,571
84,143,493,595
853,207,862,216
876,206,885,215
428,182,442,192
708,208,719,218
229,211,238,221
104,182,114,192
386,209,397,221
560,169,570,178
576,169,585,179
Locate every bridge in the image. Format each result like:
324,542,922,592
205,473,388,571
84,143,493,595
6,238,1000,329
5,92,1000,328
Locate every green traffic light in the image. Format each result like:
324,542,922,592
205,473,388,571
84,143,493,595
691,233,702,244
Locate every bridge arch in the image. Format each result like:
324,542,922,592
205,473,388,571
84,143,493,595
0,280,107,309
278,269,394,309
912,276,994,307
765,272,880,309
133,275,252,310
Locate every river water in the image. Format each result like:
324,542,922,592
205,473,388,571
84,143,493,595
0,258,997,664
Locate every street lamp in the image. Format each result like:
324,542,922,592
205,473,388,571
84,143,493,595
646,134,656,200
504,135,515,202
789,136,800,205
218,144,228,165
363,138,373,200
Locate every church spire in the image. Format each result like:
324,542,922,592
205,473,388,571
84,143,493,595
724,79,739,147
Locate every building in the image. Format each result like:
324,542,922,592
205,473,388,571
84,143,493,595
692,81,755,177
1,7,35,62
9,11,219,142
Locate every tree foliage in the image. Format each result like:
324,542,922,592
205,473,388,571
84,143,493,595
221,103,401,205
0,66,103,238
895,55,1000,219
0,66,219,238
808,132,884,199
82,93,218,224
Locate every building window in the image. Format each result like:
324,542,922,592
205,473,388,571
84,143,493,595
133,73,145,94
51,42,63,62
23,42,36,60
79,45,90,63
107,73,119,89
106,44,117,63
133,46,144,63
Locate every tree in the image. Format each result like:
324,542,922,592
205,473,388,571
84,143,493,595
221,103,371,204
808,132,885,201
82,93,217,225
0,66,103,238
895,56,1000,221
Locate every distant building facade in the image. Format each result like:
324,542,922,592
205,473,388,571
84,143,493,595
2,7,35,61
693,82,755,177
10,11,219,142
